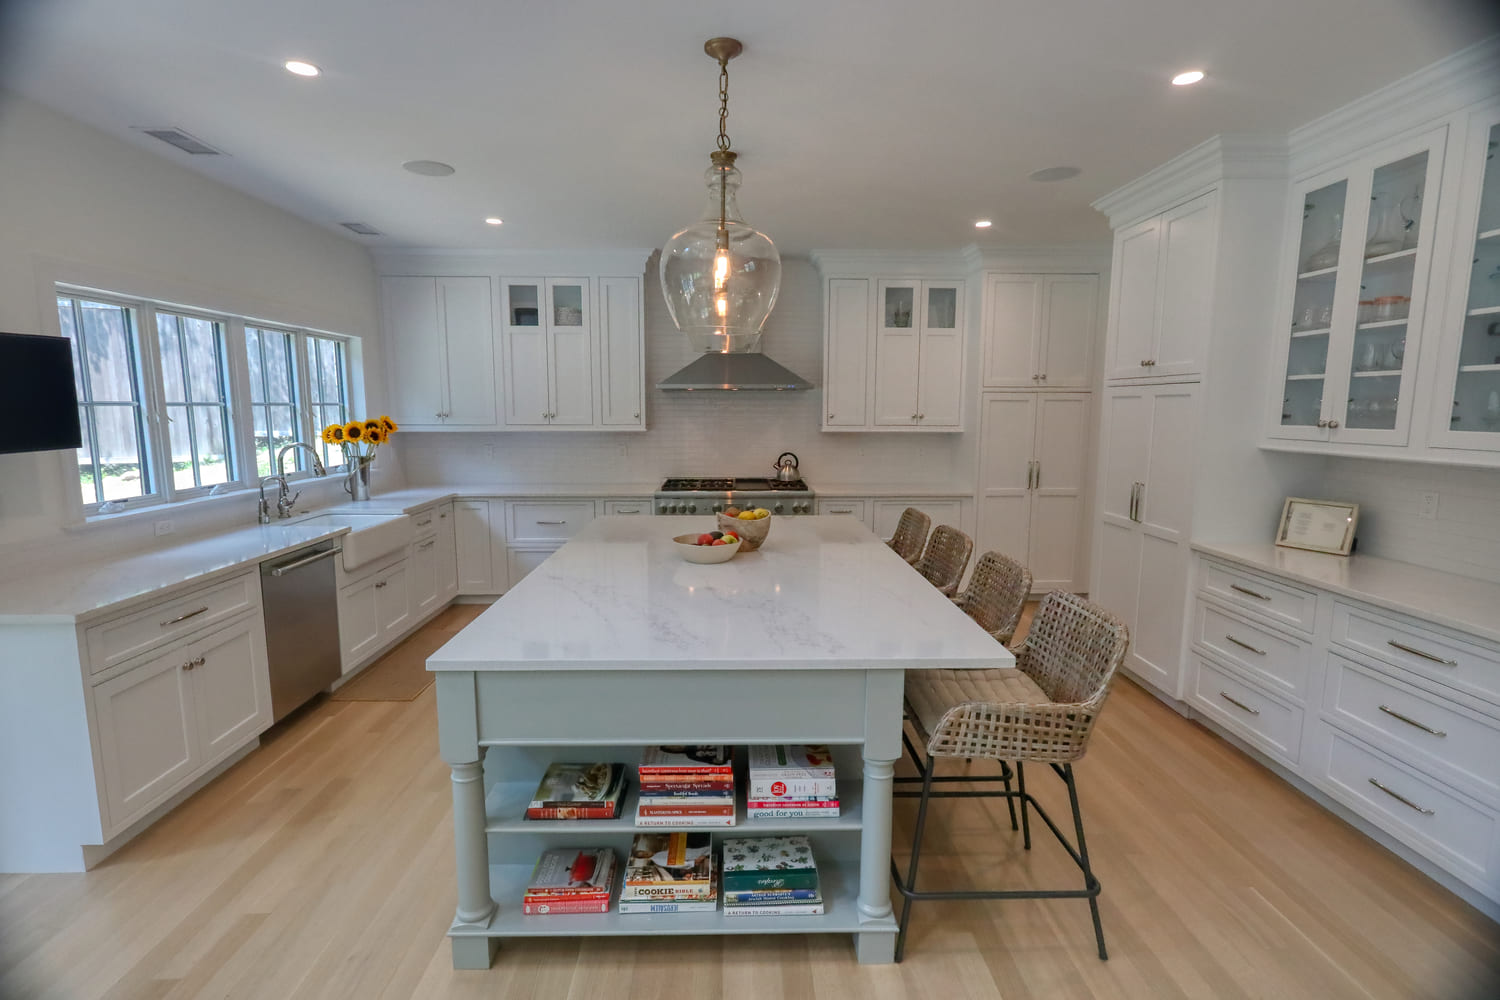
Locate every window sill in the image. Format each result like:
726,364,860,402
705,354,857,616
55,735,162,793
66,472,352,533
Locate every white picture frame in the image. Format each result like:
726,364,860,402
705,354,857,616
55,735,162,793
1275,497,1360,556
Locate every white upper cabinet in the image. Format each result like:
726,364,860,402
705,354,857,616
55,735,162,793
381,276,496,429
869,279,965,429
1429,100,1500,456
597,277,644,428
1104,192,1217,382
1265,128,1447,449
823,278,870,428
981,273,1098,388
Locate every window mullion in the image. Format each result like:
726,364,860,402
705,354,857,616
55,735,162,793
293,332,317,468
135,301,172,503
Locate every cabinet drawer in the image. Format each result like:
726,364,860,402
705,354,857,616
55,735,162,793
1189,654,1303,763
1314,725,1498,888
1199,560,1317,634
1193,599,1310,699
86,572,260,675
1332,602,1500,706
818,499,868,521
507,502,595,543
604,500,650,516
1324,653,1500,801
411,506,440,539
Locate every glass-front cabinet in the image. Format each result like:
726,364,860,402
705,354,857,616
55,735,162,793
1430,102,1500,454
1267,127,1446,446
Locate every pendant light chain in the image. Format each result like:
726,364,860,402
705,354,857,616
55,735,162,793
717,55,732,152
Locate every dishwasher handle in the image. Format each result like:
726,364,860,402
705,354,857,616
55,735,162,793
267,547,340,577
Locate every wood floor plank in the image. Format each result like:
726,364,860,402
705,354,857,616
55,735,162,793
2,608,1497,1000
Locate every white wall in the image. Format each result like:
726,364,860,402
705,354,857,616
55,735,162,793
397,255,978,490
1309,457,1500,584
0,94,383,562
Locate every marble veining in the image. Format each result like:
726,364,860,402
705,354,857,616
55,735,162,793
1193,541,1500,646
429,516,1013,672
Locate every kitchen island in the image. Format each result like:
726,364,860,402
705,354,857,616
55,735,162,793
428,515,1012,968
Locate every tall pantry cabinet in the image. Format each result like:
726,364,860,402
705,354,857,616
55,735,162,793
1088,137,1316,700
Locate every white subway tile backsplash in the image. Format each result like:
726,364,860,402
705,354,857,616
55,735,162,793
398,256,977,491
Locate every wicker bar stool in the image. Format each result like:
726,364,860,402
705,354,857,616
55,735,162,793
913,525,973,596
952,551,1033,645
892,591,1130,962
887,507,931,565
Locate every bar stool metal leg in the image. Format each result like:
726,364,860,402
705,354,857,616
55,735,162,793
1063,763,1108,960
894,762,938,962
1016,760,1031,850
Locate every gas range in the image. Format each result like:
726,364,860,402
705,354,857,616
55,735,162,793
654,477,816,515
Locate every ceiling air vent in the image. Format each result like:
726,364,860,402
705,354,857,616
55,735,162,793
339,222,382,236
134,127,223,155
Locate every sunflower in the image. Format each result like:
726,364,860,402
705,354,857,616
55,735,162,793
364,426,385,446
320,424,336,444
379,415,397,434
363,418,382,437
343,421,364,442
327,424,346,443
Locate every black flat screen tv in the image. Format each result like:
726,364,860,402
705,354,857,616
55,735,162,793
0,332,83,455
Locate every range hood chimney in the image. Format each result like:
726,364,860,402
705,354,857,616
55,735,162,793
656,351,813,391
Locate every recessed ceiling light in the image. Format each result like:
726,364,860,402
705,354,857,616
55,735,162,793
284,60,320,77
1172,70,1205,86
1029,166,1081,182
484,217,503,226
974,219,993,229
402,160,455,177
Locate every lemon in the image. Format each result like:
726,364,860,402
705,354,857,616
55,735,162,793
754,508,770,518
738,511,756,520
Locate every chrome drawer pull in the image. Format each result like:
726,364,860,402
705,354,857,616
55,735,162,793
160,606,209,627
1225,634,1267,655
417,539,437,550
374,581,387,589
1229,583,1271,601
1378,704,1447,737
1219,692,1260,715
1387,639,1457,666
1368,777,1435,815
536,520,568,525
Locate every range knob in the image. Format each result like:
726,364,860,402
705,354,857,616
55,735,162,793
687,503,698,514
712,502,724,513
792,503,804,514
657,504,669,514
774,502,785,514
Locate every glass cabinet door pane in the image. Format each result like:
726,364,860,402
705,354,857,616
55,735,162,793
926,287,957,329
1280,180,1345,426
551,284,584,326
508,284,540,326
1451,123,1500,436
1342,152,1429,431
883,286,914,328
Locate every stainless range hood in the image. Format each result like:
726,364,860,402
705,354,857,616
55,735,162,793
656,351,812,391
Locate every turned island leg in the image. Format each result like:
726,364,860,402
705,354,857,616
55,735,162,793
436,672,499,969
855,669,903,964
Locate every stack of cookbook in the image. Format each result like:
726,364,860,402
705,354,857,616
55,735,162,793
524,761,626,820
618,832,721,913
746,744,839,819
521,847,616,915
720,835,823,916
635,746,736,827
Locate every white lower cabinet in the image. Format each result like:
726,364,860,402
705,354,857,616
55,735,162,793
871,500,962,542
506,548,553,586
91,610,271,833
454,500,499,594
818,498,869,523
409,535,441,618
435,502,459,604
1187,553,1500,904
337,555,410,673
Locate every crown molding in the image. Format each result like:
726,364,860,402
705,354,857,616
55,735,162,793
1288,35,1500,176
809,249,971,276
370,247,655,276
1092,134,1287,228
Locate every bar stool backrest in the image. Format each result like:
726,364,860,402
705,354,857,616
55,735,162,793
887,507,931,565
956,551,1033,643
914,525,973,597
1018,591,1130,712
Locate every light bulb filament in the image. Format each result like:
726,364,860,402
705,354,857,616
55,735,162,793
713,251,729,290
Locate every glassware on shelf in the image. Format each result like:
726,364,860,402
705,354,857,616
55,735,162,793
1304,211,1343,271
1385,338,1406,369
1400,185,1422,250
1366,190,1407,257
1356,341,1378,371
1373,295,1409,321
1357,299,1374,323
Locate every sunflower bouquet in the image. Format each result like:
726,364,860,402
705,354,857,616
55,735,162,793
322,415,398,465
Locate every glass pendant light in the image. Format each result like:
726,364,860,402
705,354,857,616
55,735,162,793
660,37,781,354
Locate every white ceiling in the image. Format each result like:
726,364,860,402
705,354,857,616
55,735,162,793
2,0,1493,253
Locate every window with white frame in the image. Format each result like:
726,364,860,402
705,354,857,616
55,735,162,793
54,287,355,517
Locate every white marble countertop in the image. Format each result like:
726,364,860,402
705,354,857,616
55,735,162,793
1192,541,1500,646
429,515,1012,672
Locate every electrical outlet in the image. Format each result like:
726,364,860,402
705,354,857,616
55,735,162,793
1418,492,1440,521
154,519,175,536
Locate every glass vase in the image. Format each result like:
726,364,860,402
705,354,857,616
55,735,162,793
345,455,372,501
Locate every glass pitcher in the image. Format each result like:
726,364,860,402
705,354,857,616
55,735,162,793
1365,190,1407,257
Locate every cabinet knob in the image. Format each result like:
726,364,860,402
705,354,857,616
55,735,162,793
633,412,640,419
917,413,925,420
1038,373,1047,381
1140,360,1151,367
828,413,834,419
375,580,387,588
1328,419,1339,429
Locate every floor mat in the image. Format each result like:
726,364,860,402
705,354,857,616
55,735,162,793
328,603,487,701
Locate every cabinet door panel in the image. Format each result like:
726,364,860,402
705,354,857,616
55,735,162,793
376,563,411,642
507,548,553,586
1029,393,1091,591
873,280,921,425
453,500,494,594
380,277,445,426
93,651,195,828
1132,532,1190,694
1153,192,1217,378
916,282,964,426
825,278,870,427
438,277,496,426
503,280,550,426
191,621,271,764
1040,275,1098,388
1141,387,1197,543
410,536,441,617
1092,520,1142,641
1097,389,1150,526
337,576,381,672
982,276,1041,387
598,277,643,427
976,394,1037,560
1106,220,1161,380
547,279,595,425
436,504,459,602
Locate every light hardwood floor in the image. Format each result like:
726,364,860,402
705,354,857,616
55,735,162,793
2,608,1497,1000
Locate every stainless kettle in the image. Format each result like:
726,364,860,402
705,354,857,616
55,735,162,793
773,452,800,482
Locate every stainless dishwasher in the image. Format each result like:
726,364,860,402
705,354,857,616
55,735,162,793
260,542,342,721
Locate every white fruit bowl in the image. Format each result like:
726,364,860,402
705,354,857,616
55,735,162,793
673,533,742,564
717,512,770,551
